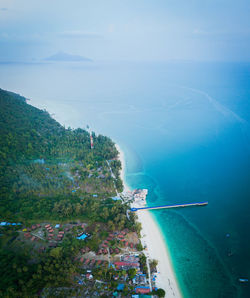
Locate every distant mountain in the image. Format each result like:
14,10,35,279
44,51,93,62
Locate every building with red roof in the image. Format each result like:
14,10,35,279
24,233,31,238
86,273,93,280
135,287,150,294
114,261,139,270
85,259,90,265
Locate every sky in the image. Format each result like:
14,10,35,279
0,0,250,62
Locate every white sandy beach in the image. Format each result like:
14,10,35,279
116,144,182,298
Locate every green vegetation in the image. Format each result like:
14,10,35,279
0,246,77,297
0,88,139,296
0,89,156,298
0,88,123,222
152,288,166,297
139,253,148,275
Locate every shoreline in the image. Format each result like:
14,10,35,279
116,144,182,298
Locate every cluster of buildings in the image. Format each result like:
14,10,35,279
97,230,138,255
23,224,41,241
115,254,140,270
6,220,158,296
79,258,108,268
44,224,64,242
75,251,154,296
121,188,148,207
133,273,153,294
114,261,140,271
0,221,22,226
21,222,86,250
133,189,148,207
23,223,41,232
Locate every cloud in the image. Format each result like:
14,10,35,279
59,30,102,39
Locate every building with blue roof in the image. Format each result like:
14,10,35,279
117,283,124,291
0,222,21,226
76,234,88,240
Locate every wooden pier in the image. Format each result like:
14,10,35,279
130,202,208,212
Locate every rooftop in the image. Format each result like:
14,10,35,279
77,234,87,240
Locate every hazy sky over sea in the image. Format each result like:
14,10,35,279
0,0,250,62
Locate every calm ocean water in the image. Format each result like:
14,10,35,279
1,61,250,297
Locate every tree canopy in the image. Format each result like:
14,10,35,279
0,88,123,222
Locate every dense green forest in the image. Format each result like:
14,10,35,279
0,88,123,222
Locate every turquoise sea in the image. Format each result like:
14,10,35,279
0,61,250,297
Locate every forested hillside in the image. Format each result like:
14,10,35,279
0,88,123,221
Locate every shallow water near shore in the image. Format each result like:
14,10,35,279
1,60,250,297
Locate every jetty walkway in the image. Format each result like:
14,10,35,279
131,202,208,212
